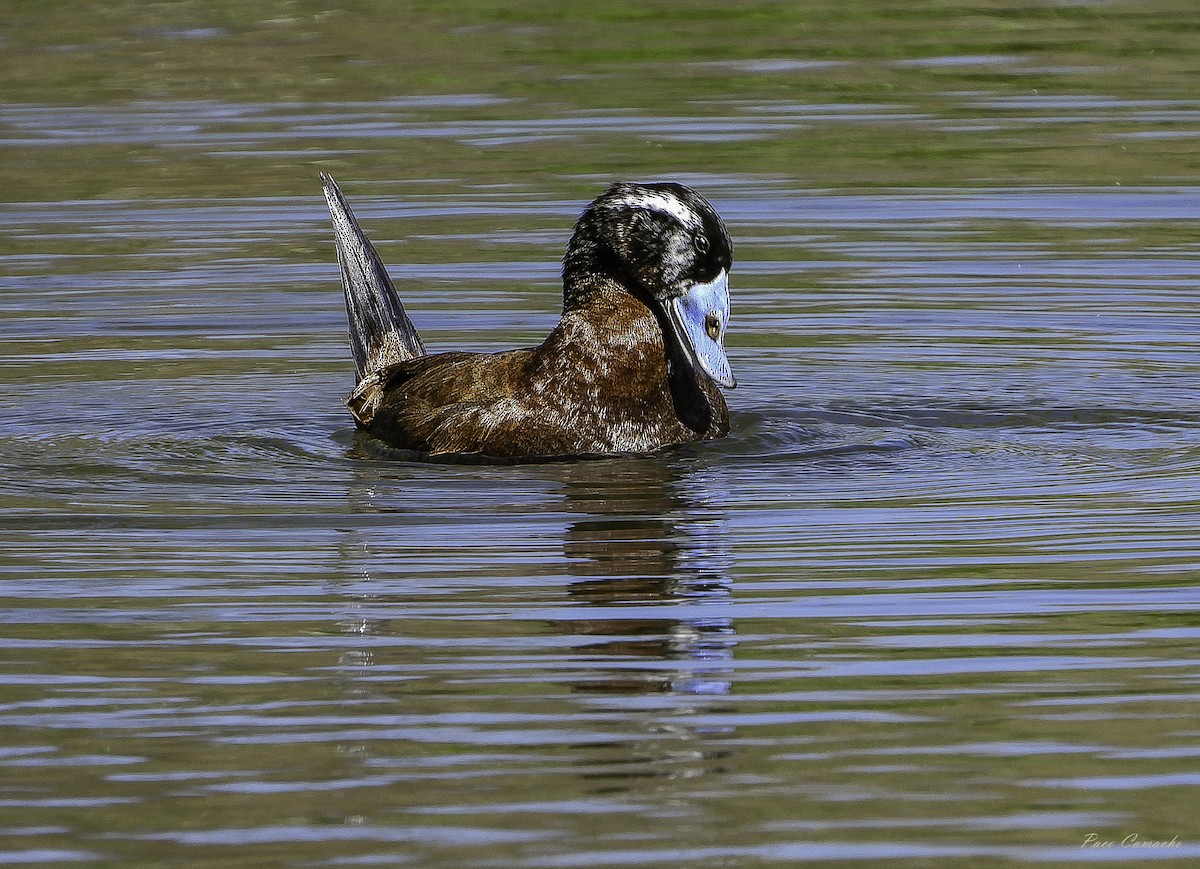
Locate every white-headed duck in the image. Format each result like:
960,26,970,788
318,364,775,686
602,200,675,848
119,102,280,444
322,175,735,459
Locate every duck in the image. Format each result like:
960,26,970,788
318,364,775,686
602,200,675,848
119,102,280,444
321,174,736,459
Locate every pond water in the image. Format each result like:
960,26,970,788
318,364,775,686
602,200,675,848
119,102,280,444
2,3,1200,866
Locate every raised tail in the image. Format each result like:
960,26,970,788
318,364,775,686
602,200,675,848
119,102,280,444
321,173,425,386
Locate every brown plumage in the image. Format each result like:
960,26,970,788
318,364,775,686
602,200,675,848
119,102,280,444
322,176,736,459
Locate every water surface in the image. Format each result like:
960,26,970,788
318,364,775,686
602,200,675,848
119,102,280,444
2,3,1200,866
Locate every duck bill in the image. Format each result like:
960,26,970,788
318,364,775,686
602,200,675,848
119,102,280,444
664,270,736,388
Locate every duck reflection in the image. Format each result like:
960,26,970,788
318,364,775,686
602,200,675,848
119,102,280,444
335,437,736,700
552,456,735,697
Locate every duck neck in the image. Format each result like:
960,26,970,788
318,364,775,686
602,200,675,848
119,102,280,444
560,271,644,316
561,220,650,312
553,276,716,436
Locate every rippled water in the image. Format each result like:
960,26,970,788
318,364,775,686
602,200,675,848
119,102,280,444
4,3,1200,866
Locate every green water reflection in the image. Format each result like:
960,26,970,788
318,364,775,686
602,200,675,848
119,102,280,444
4,1,1200,199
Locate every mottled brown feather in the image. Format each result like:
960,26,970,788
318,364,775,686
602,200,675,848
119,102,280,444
350,280,727,458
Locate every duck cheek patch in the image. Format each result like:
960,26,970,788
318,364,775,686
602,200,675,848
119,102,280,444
669,270,736,388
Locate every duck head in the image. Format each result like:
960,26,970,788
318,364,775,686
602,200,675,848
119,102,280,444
563,182,736,389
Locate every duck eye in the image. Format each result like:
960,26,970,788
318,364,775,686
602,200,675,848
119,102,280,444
693,234,709,255
704,312,721,340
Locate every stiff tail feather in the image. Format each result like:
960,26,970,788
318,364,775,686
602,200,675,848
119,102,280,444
321,173,425,384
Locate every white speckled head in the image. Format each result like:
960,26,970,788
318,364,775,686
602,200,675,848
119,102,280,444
601,188,703,233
